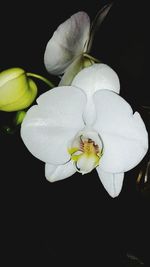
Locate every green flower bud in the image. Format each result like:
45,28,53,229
0,68,37,111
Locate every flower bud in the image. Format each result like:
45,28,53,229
0,68,37,111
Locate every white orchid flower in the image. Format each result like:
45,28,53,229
21,64,148,198
44,4,113,85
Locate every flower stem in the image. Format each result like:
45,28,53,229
27,72,55,88
83,53,101,63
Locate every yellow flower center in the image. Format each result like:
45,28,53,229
82,138,99,155
68,133,103,174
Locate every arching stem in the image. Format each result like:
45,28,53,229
27,72,55,88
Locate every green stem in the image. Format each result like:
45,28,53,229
27,72,55,88
83,53,101,63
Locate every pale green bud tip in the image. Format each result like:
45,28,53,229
0,68,37,112
14,110,26,125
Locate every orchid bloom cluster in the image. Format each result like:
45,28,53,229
0,5,149,197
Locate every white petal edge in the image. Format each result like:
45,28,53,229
96,167,124,197
45,161,76,182
21,86,86,165
71,63,120,96
44,12,90,75
93,90,148,173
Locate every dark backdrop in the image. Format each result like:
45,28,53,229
1,1,149,266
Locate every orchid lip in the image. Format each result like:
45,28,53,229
68,128,104,174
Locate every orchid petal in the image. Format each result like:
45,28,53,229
21,86,86,165
96,167,124,197
45,161,76,182
44,12,90,75
93,90,148,173
71,63,120,95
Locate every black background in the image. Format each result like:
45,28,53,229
1,0,150,266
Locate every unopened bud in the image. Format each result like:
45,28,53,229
0,68,37,111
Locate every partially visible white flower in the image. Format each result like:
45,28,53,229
21,65,148,198
44,4,113,85
44,12,90,76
